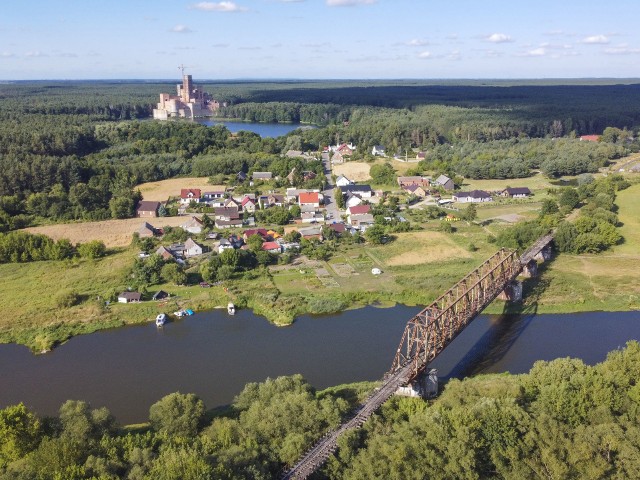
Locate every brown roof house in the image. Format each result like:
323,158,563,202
118,291,142,303
136,201,160,218
138,222,157,238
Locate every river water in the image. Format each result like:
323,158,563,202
195,119,308,137
1,307,639,424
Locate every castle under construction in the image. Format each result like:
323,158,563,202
152,71,224,120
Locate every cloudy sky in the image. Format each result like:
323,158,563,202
1,0,639,80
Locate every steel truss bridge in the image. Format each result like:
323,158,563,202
281,233,554,480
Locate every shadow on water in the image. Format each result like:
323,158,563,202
444,257,553,380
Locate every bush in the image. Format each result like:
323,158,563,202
55,289,80,308
77,240,106,259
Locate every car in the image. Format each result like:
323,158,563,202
199,282,211,288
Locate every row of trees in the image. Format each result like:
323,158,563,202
0,232,105,263
3,342,640,479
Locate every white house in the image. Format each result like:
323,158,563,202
371,145,386,156
180,189,201,205
345,192,363,209
181,216,204,234
452,190,493,203
340,184,373,199
184,238,203,257
335,174,354,187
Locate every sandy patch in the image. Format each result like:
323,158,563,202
333,162,371,182
24,216,191,248
136,177,222,202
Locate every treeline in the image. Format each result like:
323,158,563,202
0,231,106,263
3,342,640,479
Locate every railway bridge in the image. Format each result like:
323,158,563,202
281,233,554,480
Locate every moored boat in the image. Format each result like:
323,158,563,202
155,313,167,327
227,302,235,315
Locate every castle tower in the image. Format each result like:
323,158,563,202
182,74,193,102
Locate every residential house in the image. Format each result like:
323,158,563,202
350,213,375,229
258,194,285,209
500,187,532,198
297,225,323,240
217,238,234,253
136,200,160,218
285,150,304,158
372,145,386,156
118,292,142,303
184,238,203,257
416,151,426,160
299,191,320,209
155,246,175,261
138,222,157,238
327,222,346,235
340,184,373,198
403,184,428,197
280,241,300,252
180,189,201,205
345,192,363,209
215,218,243,229
397,176,429,188
181,216,204,234
203,190,225,201
241,196,257,213
301,211,324,224
336,143,356,156
335,174,354,187
214,207,240,221
433,174,455,191
453,190,493,203
228,235,244,249
224,198,241,210
252,171,273,182
243,228,269,241
346,204,371,217
236,171,247,182
261,241,282,254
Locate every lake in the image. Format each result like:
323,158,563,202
1,307,639,424
195,119,310,137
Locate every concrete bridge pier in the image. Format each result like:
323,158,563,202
534,245,553,262
395,369,438,399
522,259,538,278
498,280,523,302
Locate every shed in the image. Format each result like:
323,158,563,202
152,290,169,301
118,292,142,303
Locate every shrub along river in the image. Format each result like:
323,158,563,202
1,306,639,424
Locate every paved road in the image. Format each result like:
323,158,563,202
321,152,340,221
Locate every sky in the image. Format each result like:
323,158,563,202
1,0,639,80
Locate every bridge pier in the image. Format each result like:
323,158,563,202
395,369,438,399
534,245,553,262
522,259,538,278
498,280,523,302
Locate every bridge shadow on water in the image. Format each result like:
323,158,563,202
443,259,553,380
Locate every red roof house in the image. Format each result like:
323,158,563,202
298,192,320,207
180,189,202,204
580,135,600,142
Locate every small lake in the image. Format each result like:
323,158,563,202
1,308,639,424
195,119,309,137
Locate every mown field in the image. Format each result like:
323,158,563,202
136,177,218,202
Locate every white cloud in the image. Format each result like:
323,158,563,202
190,1,248,12
326,0,376,6
170,24,193,33
604,44,640,55
519,47,546,57
0,52,16,58
582,34,609,44
447,50,461,61
485,33,513,43
406,39,428,47
417,51,432,59
25,51,48,57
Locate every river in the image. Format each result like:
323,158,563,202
1,307,639,424
195,119,310,137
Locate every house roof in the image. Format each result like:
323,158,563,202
152,290,168,300
403,184,423,193
262,241,281,251
184,238,202,249
244,228,269,238
349,205,371,215
252,171,273,179
504,187,531,195
215,219,243,227
180,189,201,199
374,145,385,150
214,208,241,219
137,200,160,212
237,171,247,180
241,196,255,206
580,135,600,142
119,291,141,301
328,223,346,233
155,246,174,259
181,216,204,228
350,213,375,223
456,190,491,199
139,221,155,232
435,174,452,185
299,192,319,204
340,184,373,194
203,190,225,196
298,226,323,236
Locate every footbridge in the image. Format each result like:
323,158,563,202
281,233,554,480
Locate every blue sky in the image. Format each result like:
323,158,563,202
1,0,639,80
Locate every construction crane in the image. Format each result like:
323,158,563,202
178,64,190,76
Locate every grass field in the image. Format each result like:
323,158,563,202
529,182,640,312
136,177,220,202
24,216,190,248
369,231,472,266
461,172,555,192
332,162,371,181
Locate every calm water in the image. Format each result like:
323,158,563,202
1,307,639,424
195,119,309,137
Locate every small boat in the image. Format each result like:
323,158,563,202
173,310,186,317
155,313,167,327
227,302,235,315
185,309,194,316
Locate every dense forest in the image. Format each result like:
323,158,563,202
0,80,639,231
2,342,640,479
